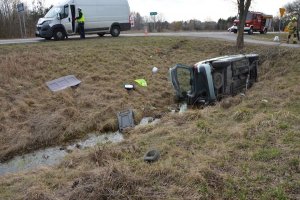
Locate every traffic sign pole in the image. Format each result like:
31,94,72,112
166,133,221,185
150,12,158,32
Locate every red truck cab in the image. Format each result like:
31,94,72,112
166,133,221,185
230,11,273,35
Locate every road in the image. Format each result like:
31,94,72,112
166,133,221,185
0,32,299,48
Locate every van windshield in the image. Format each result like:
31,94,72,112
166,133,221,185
44,6,62,18
236,12,253,21
246,12,253,20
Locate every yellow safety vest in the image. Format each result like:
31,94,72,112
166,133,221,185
77,13,85,23
288,21,297,33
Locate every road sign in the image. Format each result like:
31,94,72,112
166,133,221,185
17,3,24,13
150,12,157,16
279,8,286,17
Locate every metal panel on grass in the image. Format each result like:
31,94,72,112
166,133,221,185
117,109,134,132
46,75,81,92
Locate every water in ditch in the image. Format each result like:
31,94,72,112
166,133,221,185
0,116,162,176
0,132,123,176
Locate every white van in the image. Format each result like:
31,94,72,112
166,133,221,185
36,0,131,40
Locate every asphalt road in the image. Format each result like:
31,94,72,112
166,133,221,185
0,32,299,48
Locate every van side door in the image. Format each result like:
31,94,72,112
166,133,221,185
60,4,72,34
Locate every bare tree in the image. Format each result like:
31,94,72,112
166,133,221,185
0,0,47,38
236,0,252,49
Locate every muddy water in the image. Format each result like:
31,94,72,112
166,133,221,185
0,117,162,176
0,132,123,175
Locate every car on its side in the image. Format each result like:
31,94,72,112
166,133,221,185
170,54,259,105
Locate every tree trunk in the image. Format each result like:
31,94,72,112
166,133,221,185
236,0,252,50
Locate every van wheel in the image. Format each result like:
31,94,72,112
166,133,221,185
97,33,105,37
263,28,267,34
110,26,120,37
53,29,65,41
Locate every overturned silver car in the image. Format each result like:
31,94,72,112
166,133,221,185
170,54,259,105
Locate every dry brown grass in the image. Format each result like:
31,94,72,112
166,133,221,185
0,37,300,199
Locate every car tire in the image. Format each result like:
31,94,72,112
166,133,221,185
110,26,120,37
213,72,223,89
233,29,237,34
144,150,160,163
53,29,65,41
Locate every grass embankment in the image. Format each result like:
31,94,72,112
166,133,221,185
0,37,300,199
248,32,289,43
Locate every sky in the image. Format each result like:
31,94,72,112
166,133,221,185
34,0,294,22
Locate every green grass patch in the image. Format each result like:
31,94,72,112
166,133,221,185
253,148,282,161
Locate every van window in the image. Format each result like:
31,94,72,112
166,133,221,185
44,6,62,18
62,5,69,18
246,12,253,20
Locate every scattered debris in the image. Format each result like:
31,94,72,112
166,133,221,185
144,149,160,163
137,117,160,127
46,75,81,92
152,67,158,74
273,36,280,42
262,99,268,103
42,154,49,160
179,103,187,113
117,109,135,132
124,84,134,91
139,117,154,125
134,79,147,87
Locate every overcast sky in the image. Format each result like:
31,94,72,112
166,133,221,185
38,0,294,22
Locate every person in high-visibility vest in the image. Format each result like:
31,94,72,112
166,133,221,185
75,8,85,39
287,17,298,44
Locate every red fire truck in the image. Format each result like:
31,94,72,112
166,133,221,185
230,11,273,35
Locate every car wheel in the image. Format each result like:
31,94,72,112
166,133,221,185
110,26,120,37
233,29,237,34
213,72,223,89
53,29,65,41
97,33,105,37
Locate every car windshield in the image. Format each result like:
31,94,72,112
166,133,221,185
44,6,62,18
177,68,191,94
170,64,192,99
